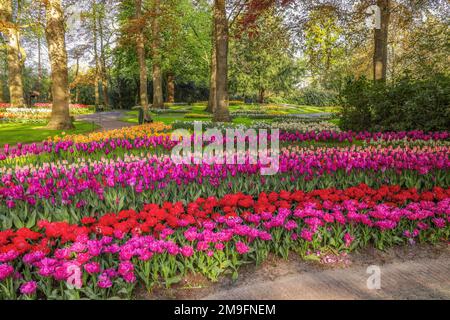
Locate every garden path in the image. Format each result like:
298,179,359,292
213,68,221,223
75,110,134,131
202,245,450,300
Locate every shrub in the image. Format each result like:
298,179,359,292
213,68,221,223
339,74,450,132
338,77,374,131
291,87,338,106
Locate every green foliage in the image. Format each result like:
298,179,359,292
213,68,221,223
338,78,373,131
390,15,450,79
160,0,212,86
0,121,99,146
291,87,338,107
303,6,345,88
229,10,300,102
108,0,212,108
339,74,450,132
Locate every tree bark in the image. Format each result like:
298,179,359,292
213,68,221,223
37,4,43,98
44,0,73,129
373,0,390,82
37,34,42,94
0,0,25,107
7,30,25,107
98,2,109,108
212,0,230,122
0,55,4,102
258,88,265,104
94,71,100,107
74,56,80,104
92,2,100,107
206,19,216,113
100,64,109,108
75,89,79,105
151,0,164,109
167,72,175,103
135,0,149,116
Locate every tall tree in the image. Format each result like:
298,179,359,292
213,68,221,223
373,0,390,81
0,0,25,107
212,0,230,122
135,0,149,115
151,0,163,108
44,0,73,129
0,48,6,102
166,72,175,103
206,14,216,113
230,9,298,103
206,38,217,113
69,45,87,104
92,1,100,107
303,5,343,87
36,4,44,96
98,0,110,108
159,0,212,105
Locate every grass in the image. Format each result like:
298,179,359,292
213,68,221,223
0,121,100,146
121,103,336,126
228,104,338,114
121,111,211,124
328,118,341,126
231,117,253,126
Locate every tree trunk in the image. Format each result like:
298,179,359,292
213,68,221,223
94,71,100,107
0,0,25,107
151,0,164,109
7,30,25,107
0,52,8,102
206,20,216,113
92,2,100,107
373,0,390,82
44,0,73,130
258,88,265,104
100,68,109,108
36,2,44,99
37,35,42,95
74,57,80,104
135,0,149,116
98,3,109,108
116,55,124,109
212,0,230,122
167,72,175,103
75,88,80,104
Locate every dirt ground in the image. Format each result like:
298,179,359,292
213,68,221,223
135,242,450,300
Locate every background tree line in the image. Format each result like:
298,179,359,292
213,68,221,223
0,0,448,129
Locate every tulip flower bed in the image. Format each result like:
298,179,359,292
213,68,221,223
0,123,173,165
279,130,449,144
0,105,96,124
0,121,449,300
51,122,171,144
0,145,449,229
33,103,95,116
0,108,51,124
0,128,448,163
0,184,448,299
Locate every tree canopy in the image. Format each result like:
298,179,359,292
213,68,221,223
0,0,447,126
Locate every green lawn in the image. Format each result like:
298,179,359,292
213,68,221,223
228,104,338,114
328,118,341,126
0,121,100,146
121,103,336,125
122,112,269,126
121,111,212,124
